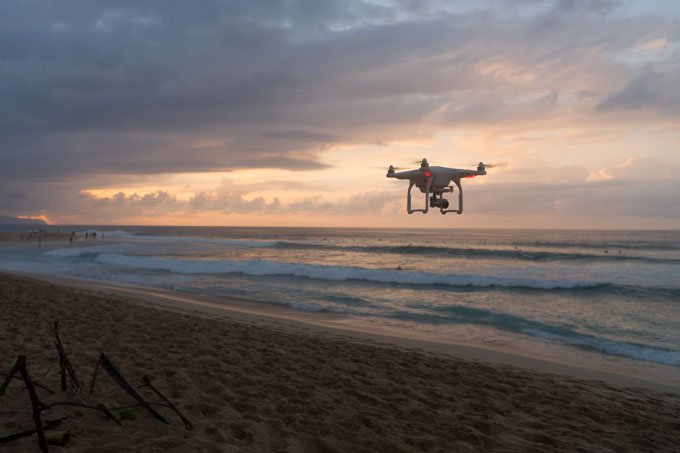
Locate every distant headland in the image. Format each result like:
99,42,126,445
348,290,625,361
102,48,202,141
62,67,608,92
0,215,47,226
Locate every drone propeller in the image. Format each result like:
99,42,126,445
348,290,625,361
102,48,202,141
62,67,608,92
469,161,507,169
380,160,425,168
375,165,407,170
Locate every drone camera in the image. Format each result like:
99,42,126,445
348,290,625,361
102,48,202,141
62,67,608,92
429,196,449,209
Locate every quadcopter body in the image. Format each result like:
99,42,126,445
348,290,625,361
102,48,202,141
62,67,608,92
386,158,487,214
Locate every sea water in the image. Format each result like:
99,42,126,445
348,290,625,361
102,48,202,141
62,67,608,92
1,227,679,374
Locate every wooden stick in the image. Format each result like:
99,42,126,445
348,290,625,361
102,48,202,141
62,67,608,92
53,322,79,390
59,357,66,392
88,357,101,394
0,373,55,395
17,356,49,452
0,358,21,396
0,418,65,445
97,354,169,424
141,375,193,430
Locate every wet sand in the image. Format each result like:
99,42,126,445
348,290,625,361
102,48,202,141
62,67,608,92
1,272,679,452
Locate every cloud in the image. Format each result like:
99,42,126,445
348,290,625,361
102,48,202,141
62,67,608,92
587,156,680,181
3,156,678,225
287,190,402,215
468,155,680,219
64,180,401,221
552,0,622,16
187,186,283,214
1,0,680,223
90,190,181,216
471,179,680,218
2,2,677,171
597,65,680,114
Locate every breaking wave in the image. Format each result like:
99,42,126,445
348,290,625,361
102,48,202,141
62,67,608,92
68,231,678,263
397,306,680,366
273,242,678,264
522,328,680,366
44,247,680,298
78,252,598,289
82,230,278,248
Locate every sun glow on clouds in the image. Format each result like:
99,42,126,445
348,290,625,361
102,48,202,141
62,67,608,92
71,121,680,228
3,1,680,228
16,214,52,225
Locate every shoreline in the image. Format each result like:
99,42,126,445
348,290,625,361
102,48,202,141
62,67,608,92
11,270,680,394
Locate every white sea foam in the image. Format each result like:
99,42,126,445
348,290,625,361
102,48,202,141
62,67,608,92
83,229,131,237
282,301,327,312
98,231,278,247
89,253,595,290
44,245,121,258
521,328,680,366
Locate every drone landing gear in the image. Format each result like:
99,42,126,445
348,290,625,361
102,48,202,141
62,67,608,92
407,178,431,214
406,178,464,215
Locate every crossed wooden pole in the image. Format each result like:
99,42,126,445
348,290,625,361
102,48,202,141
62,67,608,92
1,323,193,451
0,355,50,452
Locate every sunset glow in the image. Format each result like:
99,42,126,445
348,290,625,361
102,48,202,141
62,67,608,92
1,1,679,228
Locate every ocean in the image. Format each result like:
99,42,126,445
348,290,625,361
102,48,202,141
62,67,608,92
1,226,679,374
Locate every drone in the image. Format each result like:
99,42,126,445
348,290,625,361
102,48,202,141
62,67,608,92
387,158,487,214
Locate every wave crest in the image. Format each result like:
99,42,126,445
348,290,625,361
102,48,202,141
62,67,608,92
87,253,597,290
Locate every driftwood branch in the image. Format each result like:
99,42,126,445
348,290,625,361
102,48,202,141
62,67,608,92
92,354,169,424
0,358,21,397
0,417,66,445
53,322,79,390
141,375,193,430
0,373,55,395
0,356,49,452
89,357,101,394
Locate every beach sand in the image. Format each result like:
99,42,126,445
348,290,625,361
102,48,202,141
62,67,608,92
1,273,679,452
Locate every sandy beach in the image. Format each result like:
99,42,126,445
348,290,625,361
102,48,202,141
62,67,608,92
1,272,679,452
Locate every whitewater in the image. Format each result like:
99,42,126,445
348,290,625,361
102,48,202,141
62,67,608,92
1,227,679,371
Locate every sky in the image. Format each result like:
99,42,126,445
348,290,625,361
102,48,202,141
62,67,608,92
1,0,679,229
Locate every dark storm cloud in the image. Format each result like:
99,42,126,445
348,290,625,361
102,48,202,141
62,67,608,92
597,65,680,113
1,0,680,218
7,190,25,200
552,0,622,15
260,130,341,143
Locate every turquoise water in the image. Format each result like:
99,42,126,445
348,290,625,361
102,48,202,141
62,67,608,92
1,227,679,369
